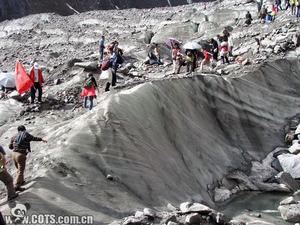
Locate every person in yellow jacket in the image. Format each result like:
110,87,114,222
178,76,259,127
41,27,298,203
290,0,296,15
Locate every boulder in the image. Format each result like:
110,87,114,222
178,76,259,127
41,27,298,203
143,31,154,44
8,90,22,101
271,158,283,172
185,213,202,224
214,188,232,202
275,172,300,192
273,45,281,54
74,61,98,70
167,222,178,225
278,202,300,222
190,11,208,24
294,190,300,201
151,22,197,44
167,203,178,211
143,208,155,218
278,154,300,179
179,202,212,214
207,9,247,27
197,21,219,34
280,196,296,205
289,141,300,154
210,211,230,224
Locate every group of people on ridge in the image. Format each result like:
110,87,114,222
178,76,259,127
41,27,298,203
169,29,232,74
257,0,300,22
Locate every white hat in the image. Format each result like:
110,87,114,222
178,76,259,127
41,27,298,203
34,62,39,69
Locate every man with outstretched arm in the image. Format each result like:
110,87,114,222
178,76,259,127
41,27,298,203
9,125,47,191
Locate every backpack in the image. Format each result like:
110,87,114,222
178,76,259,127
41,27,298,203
15,131,27,147
84,77,93,88
101,59,110,71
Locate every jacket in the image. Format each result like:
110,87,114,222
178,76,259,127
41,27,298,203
9,131,43,154
29,68,44,85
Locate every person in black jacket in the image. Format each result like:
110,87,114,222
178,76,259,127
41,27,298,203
208,38,219,62
9,125,47,191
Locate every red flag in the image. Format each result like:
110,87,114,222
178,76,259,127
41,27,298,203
15,61,33,94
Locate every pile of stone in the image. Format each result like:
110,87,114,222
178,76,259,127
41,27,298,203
278,191,300,223
110,202,240,225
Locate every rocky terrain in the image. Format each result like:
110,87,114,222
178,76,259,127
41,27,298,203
0,0,300,225
0,0,208,21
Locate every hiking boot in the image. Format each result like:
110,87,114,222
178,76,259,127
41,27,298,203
15,187,26,192
7,193,19,201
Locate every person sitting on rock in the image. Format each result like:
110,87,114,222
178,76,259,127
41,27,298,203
0,145,18,201
245,11,253,25
9,125,47,192
200,49,212,72
81,73,98,110
153,43,163,65
145,43,162,65
29,62,44,104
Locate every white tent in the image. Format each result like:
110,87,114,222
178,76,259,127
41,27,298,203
0,72,15,88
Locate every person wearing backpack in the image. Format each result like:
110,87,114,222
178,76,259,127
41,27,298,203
0,145,18,201
9,125,47,191
80,73,98,110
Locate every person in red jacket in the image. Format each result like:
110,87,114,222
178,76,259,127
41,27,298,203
29,62,44,104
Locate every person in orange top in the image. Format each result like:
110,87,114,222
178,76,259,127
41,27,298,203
200,49,212,71
29,62,44,104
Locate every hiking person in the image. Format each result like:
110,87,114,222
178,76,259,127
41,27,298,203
99,35,105,62
245,11,253,25
208,38,219,62
276,0,283,10
290,0,296,14
200,49,212,71
109,41,124,87
0,145,18,201
9,125,47,191
29,62,44,104
185,51,195,73
220,41,230,64
222,29,230,42
81,73,98,110
256,0,263,13
296,0,300,17
260,6,268,23
271,4,277,21
171,43,182,74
